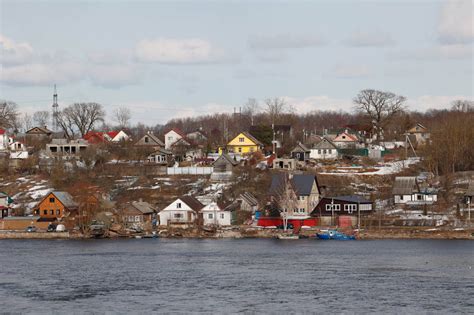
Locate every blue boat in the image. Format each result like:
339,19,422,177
316,230,356,240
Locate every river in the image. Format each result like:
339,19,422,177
0,239,472,314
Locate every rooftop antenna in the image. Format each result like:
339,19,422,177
52,84,59,131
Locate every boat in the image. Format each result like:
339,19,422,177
277,234,299,240
316,230,356,240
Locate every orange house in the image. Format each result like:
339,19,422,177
34,191,78,220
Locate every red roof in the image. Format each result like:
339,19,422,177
0,129,6,135
83,132,106,144
106,131,119,139
165,128,186,138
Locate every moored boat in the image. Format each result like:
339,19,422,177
316,229,356,240
277,234,299,240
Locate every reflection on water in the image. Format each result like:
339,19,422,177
0,239,473,313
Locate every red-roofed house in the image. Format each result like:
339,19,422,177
83,132,107,144
105,130,129,142
164,128,186,149
333,132,360,149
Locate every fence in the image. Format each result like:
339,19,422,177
167,167,213,175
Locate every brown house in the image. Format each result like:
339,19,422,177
120,200,158,230
34,191,78,220
26,126,53,139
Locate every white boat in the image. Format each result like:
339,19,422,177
277,234,299,240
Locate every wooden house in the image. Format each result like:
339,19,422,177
407,123,430,145
201,202,232,226
235,192,259,213
158,196,204,227
392,176,438,205
291,143,310,161
211,153,239,181
33,191,78,220
310,138,339,160
219,132,263,156
120,200,157,230
147,147,173,165
25,126,53,140
311,196,373,217
135,132,165,150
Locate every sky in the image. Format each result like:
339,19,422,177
0,0,473,125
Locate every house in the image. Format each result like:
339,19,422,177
8,137,26,151
211,153,239,181
235,192,259,213
392,176,438,205
186,130,207,142
269,173,321,219
311,196,374,217
105,130,129,142
164,128,186,149
219,132,263,156
201,202,232,226
147,147,173,165
120,200,157,230
33,191,78,220
9,151,29,168
0,192,11,218
158,195,204,227
0,129,9,151
46,139,88,157
272,158,297,170
465,181,474,205
407,123,430,145
83,131,107,144
135,131,165,149
25,126,53,140
291,143,310,161
332,131,360,149
309,138,338,160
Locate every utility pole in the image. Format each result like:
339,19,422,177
357,200,361,230
52,84,59,131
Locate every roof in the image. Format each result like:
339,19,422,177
26,126,52,134
240,131,264,146
291,143,310,153
201,202,223,212
0,129,5,135
408,123,428,133
131,200,157,214
269,173,317,196
106,131,120,139
237,192,258,207
466,181,474,197
313,138,337,150
334,132,359,142
137,133,164,146
324,195,372,204
83,131,106,143
165,127,186,138
392,177,418,195
150,147,172,155
50,191,78,209
213,153,239,166
180,195,204,211
0,192,8,198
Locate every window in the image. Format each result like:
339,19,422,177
334,204,340,211
326,204,340,211
400,195,404,200
298,208,305,213
135,216,140,222
49,197,55,203
344,204,357,213
144,136,149,143
50,210,54,215
328,149,332,154
250,147,254,152
417,195,423,201
174,213,183,219
239,137,244,142
176,203,182,209
238,147,242,153
220,213,225,219
56,209,60,215
168,136,173,141
208,213,213,219
342,136,346,139
43,210,48,215
318,150,321,154
323,149,327,154
298,196,305,201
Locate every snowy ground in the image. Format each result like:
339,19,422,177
320,158,420,176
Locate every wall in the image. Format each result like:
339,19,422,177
167,167,213,175
0,219,50,231
37,193,65,219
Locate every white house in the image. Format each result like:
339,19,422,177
392,176,438,205
105,130,129,142
9,137,26,151
158,195,204,227
164,128,185,149
332,132,360,149
0,129,8,151
310,138,338,160
201,202,231,226
407,123,430,145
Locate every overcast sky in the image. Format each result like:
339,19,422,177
1,0,473,125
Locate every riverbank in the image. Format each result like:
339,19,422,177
1,227,473,240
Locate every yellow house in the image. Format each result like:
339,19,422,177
219,132,264,155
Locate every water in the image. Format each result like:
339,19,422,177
0,239,472,314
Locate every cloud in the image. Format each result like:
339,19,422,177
0,34,34,65
343,30,395,47
282,95,354,112
390,44,473,60
2,63,85,86
88,64,143,88
135,38,230,64
407,95,473,111
438,0,474,44
326,64,371,79
248,34,326,50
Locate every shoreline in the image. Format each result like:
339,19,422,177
0,228,473,240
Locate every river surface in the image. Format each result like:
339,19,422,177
0,239,473,314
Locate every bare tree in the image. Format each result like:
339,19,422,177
21,113,33,132
33,111,51,127
353,89,406,141
0,100,19,129
113,106,131,128
451,99,474,112
56,103,105,138
243,98,259,125
270,174,298,231
264,97,287,125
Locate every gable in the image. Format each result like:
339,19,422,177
333,133,358,142
38,192,65,209
228,133,258,146
162,198,194,212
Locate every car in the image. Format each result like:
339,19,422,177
47,224,57,232
25,226,37,232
